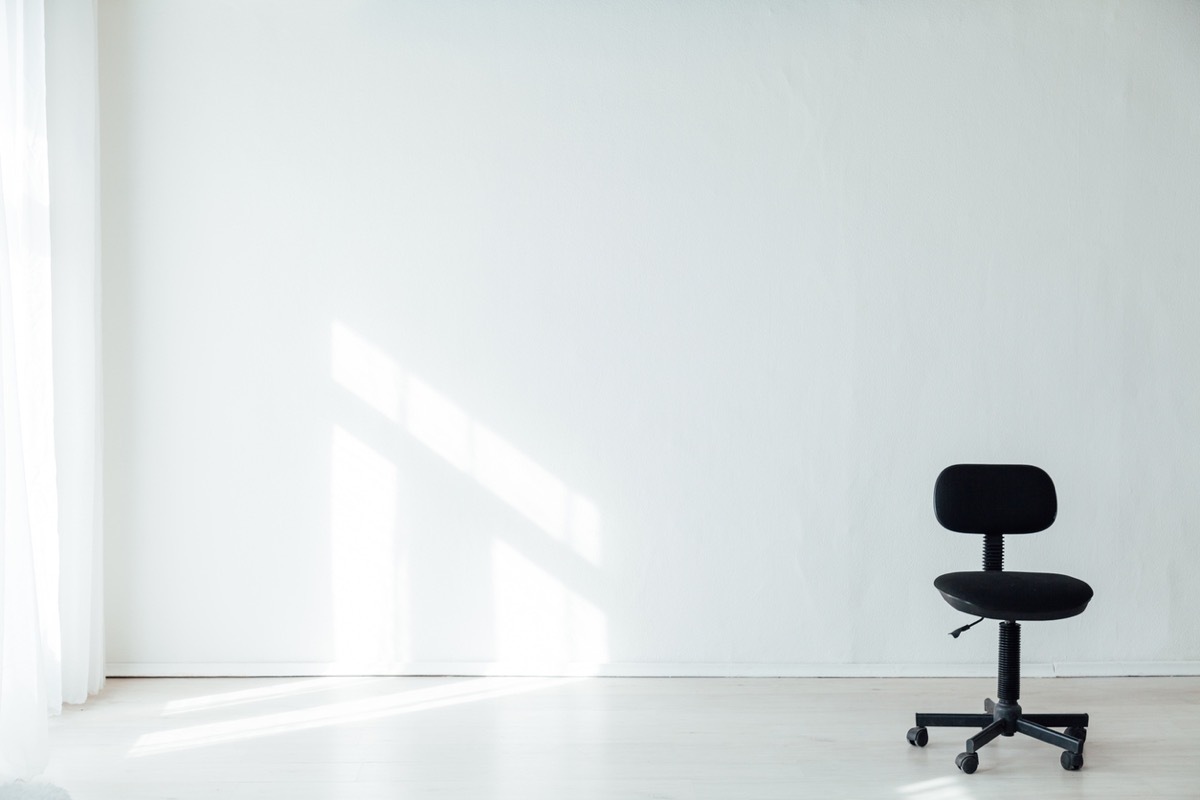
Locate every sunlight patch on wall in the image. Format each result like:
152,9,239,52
330,425,406,663
330,321,603,567
330,321,608,669
492,540,608,668
406,376,472,472
331,322,402,423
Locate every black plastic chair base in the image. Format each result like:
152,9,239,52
909,698,1088,772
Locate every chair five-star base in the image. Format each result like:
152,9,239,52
907,620,1088,773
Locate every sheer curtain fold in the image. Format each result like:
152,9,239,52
1,0,102,781
46,0,103,708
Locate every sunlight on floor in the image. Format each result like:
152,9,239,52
896,775,977,800
162,677,377,716
130,677,582,758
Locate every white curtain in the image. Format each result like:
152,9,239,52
0,0,102,781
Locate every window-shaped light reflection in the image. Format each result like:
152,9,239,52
329,425,405,664
330,321,604,568
566,495,602,567
406,376,472,472
331,322,403,422
474,425,568,541
492,540,608,669
330,322,608,671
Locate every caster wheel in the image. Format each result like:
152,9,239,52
1065,726,1087,742
955,752,978,774
1061,751,1084,771
906,727,928,747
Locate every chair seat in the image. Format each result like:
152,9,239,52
934,571,1094,621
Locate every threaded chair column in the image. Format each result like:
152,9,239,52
998,621,1020,703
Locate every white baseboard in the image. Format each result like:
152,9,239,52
1051,661,1200,677
106,661,1200,678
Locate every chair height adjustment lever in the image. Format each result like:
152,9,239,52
949,616,985,638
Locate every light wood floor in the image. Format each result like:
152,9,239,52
40,676,1200,799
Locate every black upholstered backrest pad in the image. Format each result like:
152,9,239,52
934,464,1057,534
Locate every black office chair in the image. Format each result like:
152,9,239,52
906,464,1094,773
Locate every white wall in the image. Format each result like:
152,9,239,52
99,1,1200,676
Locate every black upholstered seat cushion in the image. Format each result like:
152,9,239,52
934,571,1094,621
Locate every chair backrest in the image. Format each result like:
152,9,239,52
934,464,1056,534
